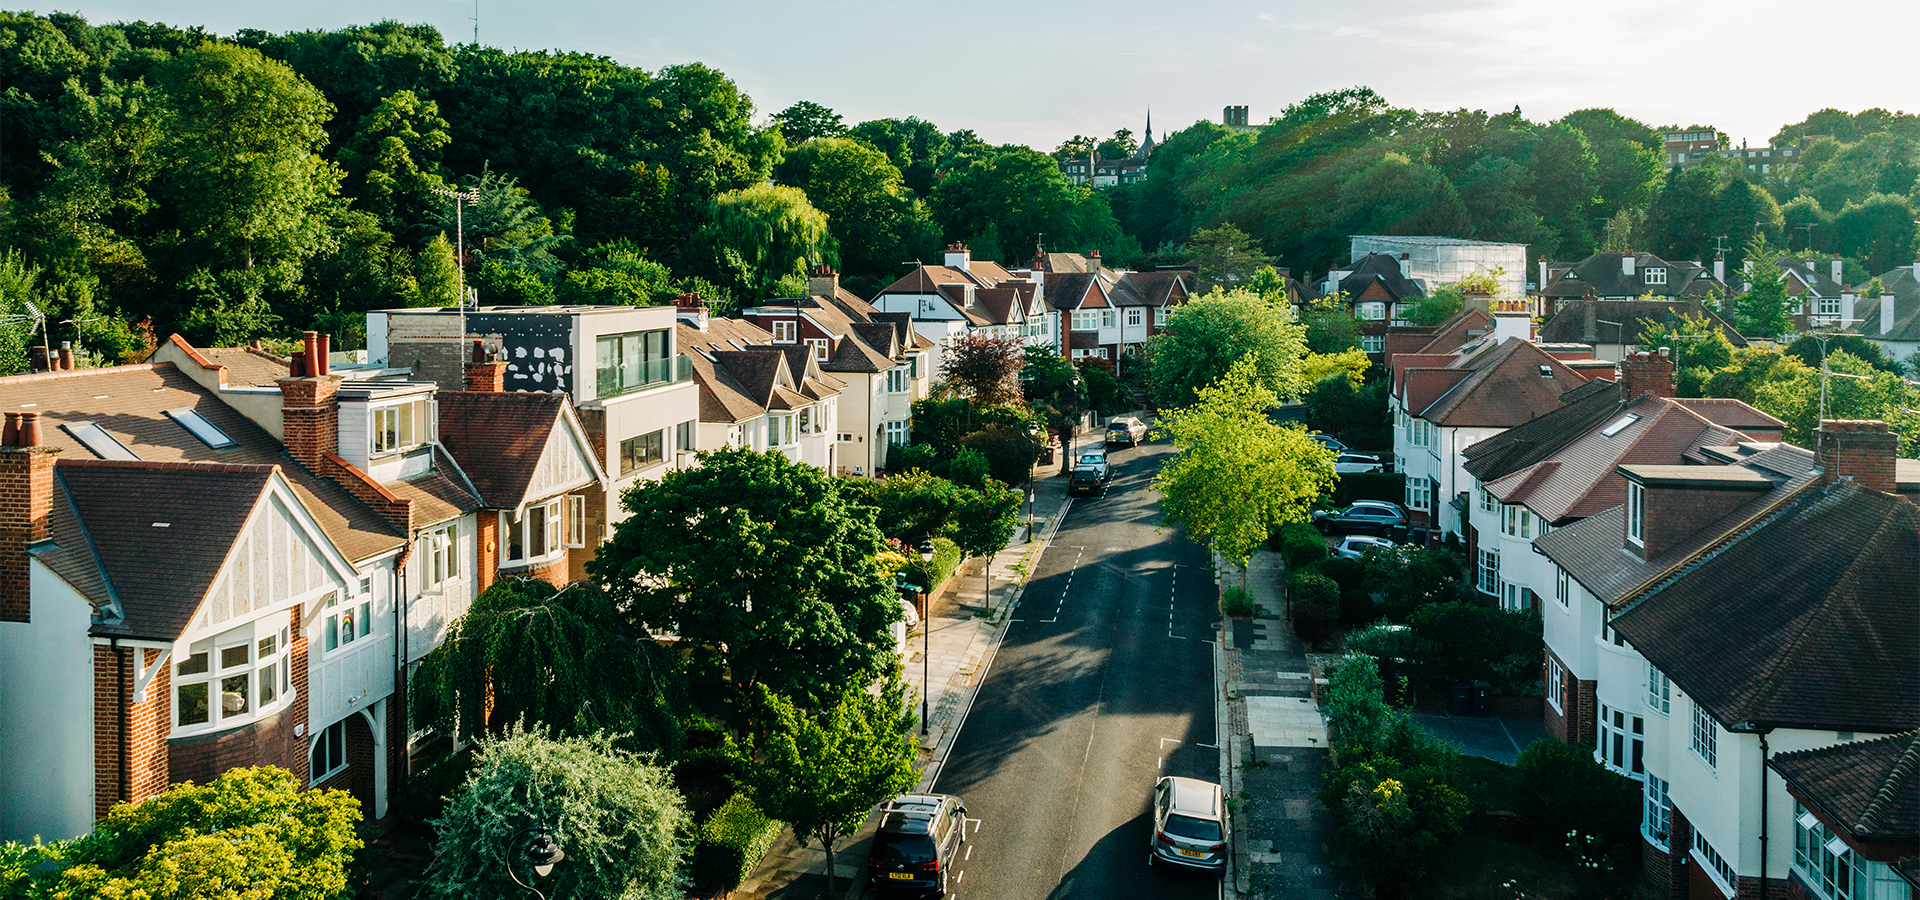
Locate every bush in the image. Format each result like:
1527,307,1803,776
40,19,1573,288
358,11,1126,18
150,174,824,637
1340,590,1376,627
1292,602,1332,647
1272,521,1328,570
1408,601,1542,695
1323,654,1391,752
960,423,1042,487
887,442,943,475
1361,546,1464,621
1301,556,1366,593
673,746,740,822
394,748,478,825
905,536,962,591
1513,738,1642,871
1221,586,1256,618
1288,571,1340,623
1330,472,1406,508
691,792,784,893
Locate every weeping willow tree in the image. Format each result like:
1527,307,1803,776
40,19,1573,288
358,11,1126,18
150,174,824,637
411,577,684,753
688,183,834,302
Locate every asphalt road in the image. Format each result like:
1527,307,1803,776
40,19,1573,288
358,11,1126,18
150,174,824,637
929,437,1223,900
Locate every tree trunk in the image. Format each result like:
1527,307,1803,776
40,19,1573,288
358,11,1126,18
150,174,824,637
983,555,992,611
820,828,838,900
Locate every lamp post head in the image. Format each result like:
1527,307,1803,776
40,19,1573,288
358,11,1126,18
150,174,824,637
526,831,564,878
917,537,936,563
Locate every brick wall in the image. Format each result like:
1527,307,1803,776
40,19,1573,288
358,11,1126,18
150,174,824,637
476,512,498,595
1573,677,1597,745
1642,834,1672,891
0,445,56,623
1733,875,1797,900
320,453,413,535
1543,647,1570,742
92,644,172,820
278,375,341,472
1667,807,1692,900
528,556,568,589
1816,420,1897,494
388,340,466,395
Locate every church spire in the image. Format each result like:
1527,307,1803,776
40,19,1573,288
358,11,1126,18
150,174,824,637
1138,107,1155,159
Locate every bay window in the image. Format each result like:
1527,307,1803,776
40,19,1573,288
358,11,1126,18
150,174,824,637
1477,548,1499,595
1099,309,1117,329
1126,308,1143,327
1643,776,1671,849
1647,663,1671,715
175,615,293,735
500,496,570,567
1596,702,1644,776
1072,310,1099,331
886,366,909,393
1794,802,1908,900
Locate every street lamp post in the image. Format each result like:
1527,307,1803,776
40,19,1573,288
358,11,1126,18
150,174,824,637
504,828,564,900
917,537,935,737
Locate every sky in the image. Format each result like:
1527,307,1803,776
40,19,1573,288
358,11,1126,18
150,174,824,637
49,0,1920,151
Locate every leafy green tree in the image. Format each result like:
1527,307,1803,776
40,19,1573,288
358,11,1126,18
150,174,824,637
1185,224,1272,292
1702,347,1813,405
690,184,834,302
334,89,450,231
1634,310,1734,375
871,469,966,537
936,332,1026,406
236,21,457,149
771,100,845,144
1513,738,1643,869
1299,292,1362,353
1753,350,1920,455
930,145,1126,262
1783,332,1901,374
734,682,918,900
410,233,463,307
1052,135,1097,162
1727,235,1795,338
556,241,674,306
1096,128,1137,160
1019,345,1084,470
411,577,683,751
11,767,361,900
846,117,949,197
1146,288,1310,407
959,423,1043,488
1153,356,1336,587
439,165,568,276
588,448,901,713
1557,108,1663,219
951,477,1021,604
776,136,939,280
420,728,690,900
1831,193,1918,275
1077,358,1127,414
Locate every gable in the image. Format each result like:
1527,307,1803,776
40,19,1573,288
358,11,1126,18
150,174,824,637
524,407,605,505
190,483,357,639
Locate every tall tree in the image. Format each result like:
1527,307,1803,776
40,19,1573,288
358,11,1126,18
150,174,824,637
1185,224,1273,291
1146,288,1310,407
937,332,1026,406
775,136,938,280
771,100,846,144
688,183,834,302
420,728,690,900
588,448,901,713
1154,356,1336,587
1726,235,1794,338
736,682,919,900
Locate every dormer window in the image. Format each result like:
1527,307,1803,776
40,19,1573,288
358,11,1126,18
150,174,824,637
1643,268,1667,285
806,337,829,361
772,321,797,343
371,397,432,455
1539,366,1554,378
500,495,582,568
1626,481,1645,547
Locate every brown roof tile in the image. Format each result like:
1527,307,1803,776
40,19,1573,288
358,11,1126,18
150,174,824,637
1771,731,1920,843
435,392,564,508
1414,338,1591,428
199,346,291,387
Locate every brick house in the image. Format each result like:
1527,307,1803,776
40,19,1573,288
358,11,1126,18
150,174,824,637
1534,420,1920,900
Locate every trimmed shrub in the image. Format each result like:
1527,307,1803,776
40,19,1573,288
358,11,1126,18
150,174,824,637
691,792,785,894
1408,601,1542,695
1322,654,1390,752
1288,571,1341,623
1273,521,1328,571
1221,587,1256,618
1512,738,1642,872
904,537,962,592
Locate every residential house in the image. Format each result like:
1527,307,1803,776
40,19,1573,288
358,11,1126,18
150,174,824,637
1851,260,1920,366
1461,350,1785,750
1720,141,1803,176
1768,733,1918,900
1059,112,1153,188
366,304,701,547
1046,269,1124,365
1663,128,1722,169
1320,252,1432,357
1536,298,1748,363
1537,251,1725,321
736,293,929,475
1534,420,1919,900
871,244,1034,372
673,309,845,470
1106,270,1189,359
1390,335,1589,540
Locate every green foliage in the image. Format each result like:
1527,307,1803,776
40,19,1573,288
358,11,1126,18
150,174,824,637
412,577,682,750
960,423,1043,487
1783,332,1902,374
1407,601,1542,695
1307,372,1391,449
1701,346,1814,405
776,136,937,280
1322,654,1392,753
692,183,833,302
1634,310,1734,374
1147,289,1310,408
930,145,1129,263
1751,350,1920,455
14,767,362,900
903,536,963,593
1288,571,1341,621
1155,357,1336,572
1077,358,1128,415
1360,546,1463,622
1300,292,1362,353
938,333,1026,406
691,793,784,894
771,101,845,144
872,469,965,537
1186,224,1273,292
410,233,462,307
1220,586,1256,618
1512,738,1642,868
951,476,1022,560
555,241,673,306
589,447,902,712
421,728,690,900
733,681,918,900
1020,344,1084,435
1273,521,1329,571
1726,234,1795,337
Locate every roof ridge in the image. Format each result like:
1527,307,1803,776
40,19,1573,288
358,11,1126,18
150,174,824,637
0,362,169,385
1857,731,1920,832
1613,473,1823,622
55,458,279,474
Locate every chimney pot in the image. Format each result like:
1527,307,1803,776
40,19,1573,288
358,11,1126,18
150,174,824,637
249,339,262,350
56,343,73,371
18,412,40,448
317,333,330,376
471,339,487,364
2,413,17,447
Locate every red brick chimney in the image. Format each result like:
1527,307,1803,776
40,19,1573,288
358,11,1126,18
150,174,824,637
1618,348,1675,399
1816,420,1898,493
278,331,342,471
463,339,507,392
0,412,57,623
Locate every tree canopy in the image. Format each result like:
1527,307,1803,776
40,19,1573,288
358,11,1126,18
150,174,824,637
1146,288,1310,407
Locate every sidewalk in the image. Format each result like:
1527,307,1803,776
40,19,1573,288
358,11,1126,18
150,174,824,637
1217,550,1361,900
731,454,1080,900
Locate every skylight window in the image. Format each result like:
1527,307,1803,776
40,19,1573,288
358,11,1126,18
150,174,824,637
166,408,237,449
1539,366,1554,378
63,421,139,460
1600,413,1641,437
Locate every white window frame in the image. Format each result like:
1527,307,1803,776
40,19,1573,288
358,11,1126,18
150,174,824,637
1356,301,1386,321
1817,295,1841,318
1125,307,1143,328
1692,703,1718,772
174,615,294,738
1643,267,1668,286
1643,775,1671,850
1477,548,1500,595
322,588,372,655
1647,663,1671,716
499,497,566,568
885,420,909,447
1502,503,1532,538
419,523,460,591
1555,566,1570,606
566,495,586,548
1501,580,1526,611
1793,801,1905,900
886,366,909,394
1545,657,1564,713
1153,307,1170,325
1596,702,1645,777
1480,488,1496,512
310,718,349,785
1072,310,1098,331
1694,830,1736,897
805,337,829,361
771,320,797,343
1360,334,1385,353
1626,481,1645,547
1099,309,1117,329
371,397,432,456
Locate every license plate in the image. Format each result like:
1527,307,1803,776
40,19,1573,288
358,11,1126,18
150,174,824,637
1177,848,1205,858
887,872,915,880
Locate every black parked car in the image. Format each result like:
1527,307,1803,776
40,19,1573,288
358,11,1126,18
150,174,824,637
867,793,968,897
1068,464,1107,497
1311,500,1409,537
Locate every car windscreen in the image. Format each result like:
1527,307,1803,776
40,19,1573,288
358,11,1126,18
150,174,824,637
1163,814,1222,841
872,831,937,866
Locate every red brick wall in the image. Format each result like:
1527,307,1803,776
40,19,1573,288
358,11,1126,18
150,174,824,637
1643,834,1672,891
168,611,309,790
92,644,172,820
1543,647,1571,742
1668,807,1693,900
528,556,568,589
1573,677,1597,745
1639,482,1767,560
476,512,498,596
278,376,342,472
0,445,56,623
312,712,376,817
1816,420,1897,494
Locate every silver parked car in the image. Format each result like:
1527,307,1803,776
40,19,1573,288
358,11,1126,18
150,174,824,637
1148,776,1227,875
1333,534,1396,559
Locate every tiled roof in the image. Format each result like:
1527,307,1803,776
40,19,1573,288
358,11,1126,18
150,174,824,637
1410,308,1496,357
58,460,276,641
386,448,483,527
1669,398,1786,435
198,346,291,387
1462,378,1625,483
436,391,563,508
1775,257,1848,298
876,265,974,295
33,476,114,623
1108,271,1189,307
1540,251,1723,300
1537,299,1750,347
1410,338,1591,428
1609,479,1918,732
1771,731,1920,843
1045,272,1098,310
1338,253,1426,300
0,364,404,562
1854,265,1920,342
1535,445,1818,606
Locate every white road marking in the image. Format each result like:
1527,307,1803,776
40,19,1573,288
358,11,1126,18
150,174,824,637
965,844,972,861
956,871,964,883
1160,738,1182,748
